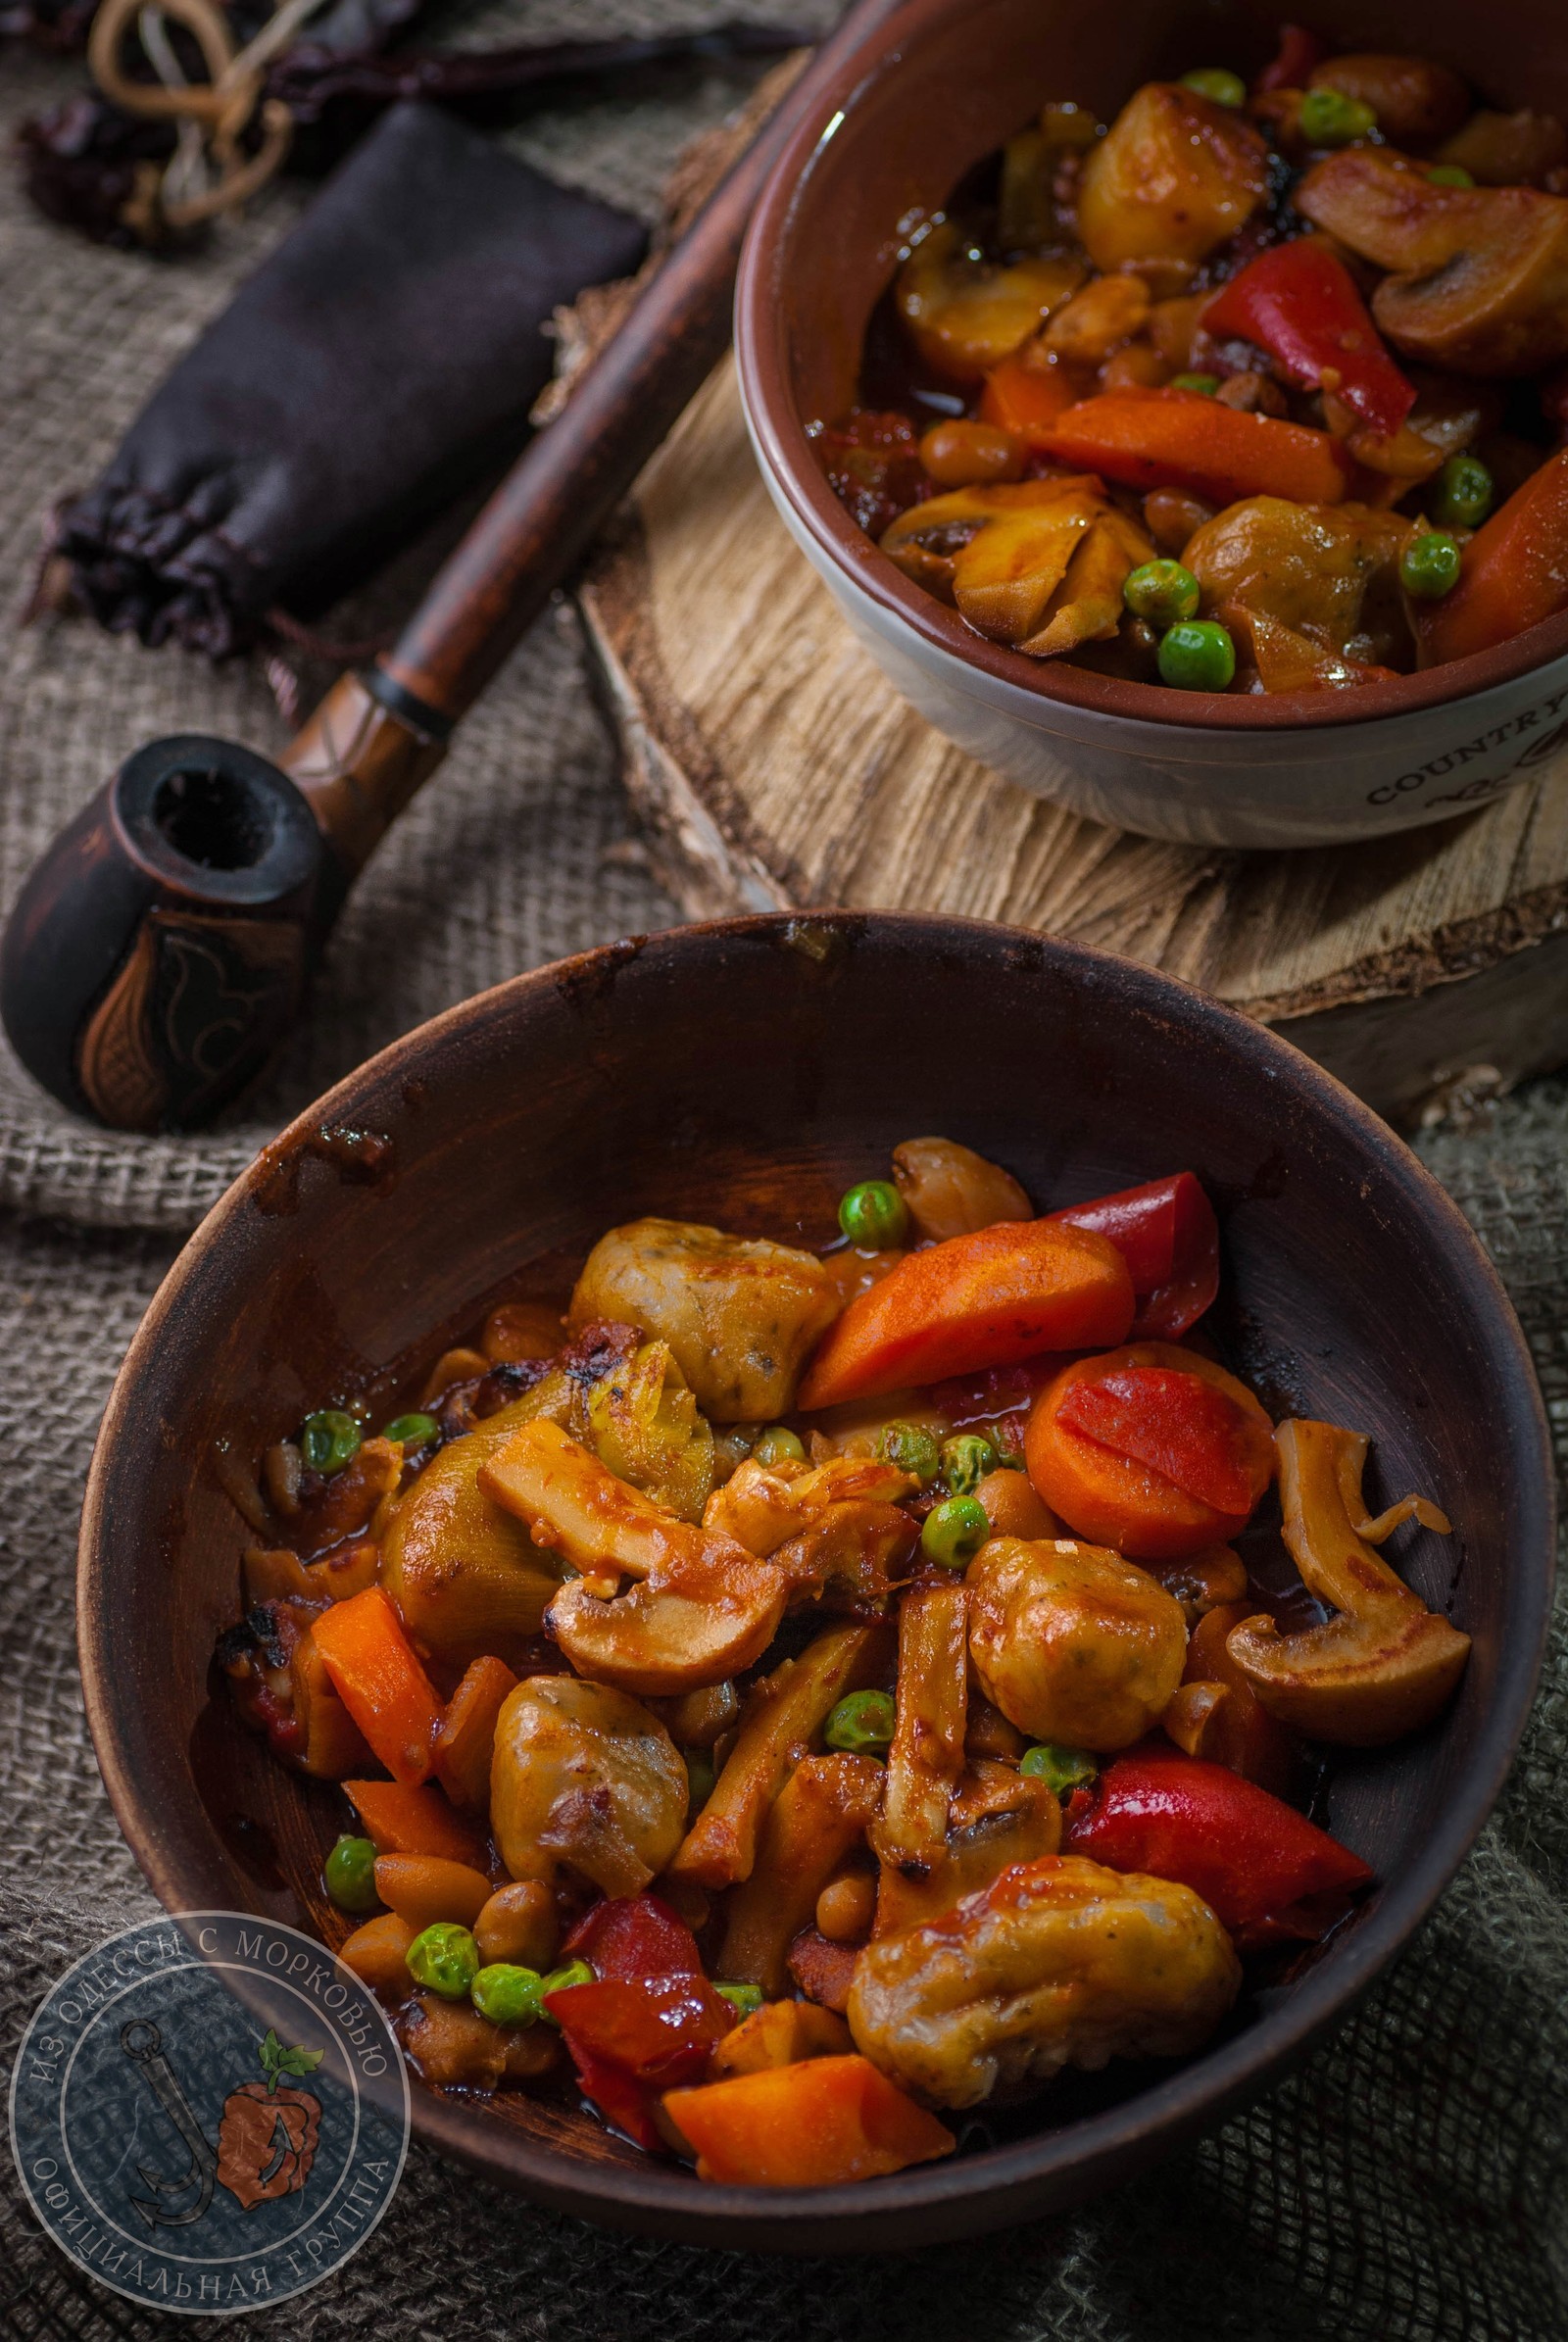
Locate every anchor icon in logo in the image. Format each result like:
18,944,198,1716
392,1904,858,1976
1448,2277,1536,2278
121,2019,324,2224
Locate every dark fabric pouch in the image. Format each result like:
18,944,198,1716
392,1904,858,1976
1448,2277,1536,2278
53,101,647,658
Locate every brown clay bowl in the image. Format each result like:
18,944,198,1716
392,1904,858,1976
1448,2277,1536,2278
79,913,1553,2250
735,0,1568,845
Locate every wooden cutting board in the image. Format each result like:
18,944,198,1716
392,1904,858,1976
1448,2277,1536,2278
578,356,1568,1126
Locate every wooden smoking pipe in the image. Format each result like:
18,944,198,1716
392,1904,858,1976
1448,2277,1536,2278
0,0,906,1134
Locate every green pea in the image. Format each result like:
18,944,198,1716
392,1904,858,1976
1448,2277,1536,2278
1157,619,1236,690
940,1432,998,1496
880,1421,942,1484
537,1959,593,2022
838,1179,910,1249
1400,531,1462,600
1298,87,1377,146
753,1424,807,1468
406,1923,479,2001
471,1963,545,2026
1431,455,1493,531
823,1688,897,1755
1123,559,1201,630
1020,1743,1099,1796
1425,162,1473,187
380,1410,439,1448
1180,67,1246,108
716,1983,765,2017
322,1833,379,1914
685,1748,716,1814
921,1494,992,1570
301,1409,362,1475
1170,372,1220,396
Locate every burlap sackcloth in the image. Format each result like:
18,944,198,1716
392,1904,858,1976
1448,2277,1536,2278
1,10,1566,2336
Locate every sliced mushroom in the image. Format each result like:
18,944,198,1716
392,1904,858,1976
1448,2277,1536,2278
895,220,1084,383
1296,149,1568,375
479,1417,787,1695
883,478,1095,615
884,479,1155,659
716,1752,884,1995
1076,82,1269,272
847,1853,1241,2110
873,1761,1061,1935
1043,274,1152,365
704,1452,915,1555
1225,1418,1470,1745
568,1217,841,1423
1339,374,1498,487
1162,1599,1298,1795
379,1395,568,1669
1014,505,1154,658
1221,605,1399,694
668,1620,891,1888
872,1579,970,1877
702,1451,919,1610
490,1675,687,1898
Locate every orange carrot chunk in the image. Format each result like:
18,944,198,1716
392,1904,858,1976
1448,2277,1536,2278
1037,389,1353,507
979,352,1083,445
662,2055,955,2186
313,1586,444,1785
432,1654,519,1811
343,1779,490,1867
797,1220,1133,1410
1418,446,1568,665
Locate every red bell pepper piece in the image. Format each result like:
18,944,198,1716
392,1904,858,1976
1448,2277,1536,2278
554,1894,726,2147
566,2043,666,2152
1252,23,1326,95
1063,1747,1373,1946
563,1892,704,1983
543,1976,735,2088
1049,1171,1219,1337
1056,1366,1267,1516
1202,242,1416,440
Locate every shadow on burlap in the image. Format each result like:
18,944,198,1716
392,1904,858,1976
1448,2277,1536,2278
0,8,1564,2337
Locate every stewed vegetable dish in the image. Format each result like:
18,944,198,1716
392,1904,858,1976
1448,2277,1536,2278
817,26,1568,694
221,1142,1468,2186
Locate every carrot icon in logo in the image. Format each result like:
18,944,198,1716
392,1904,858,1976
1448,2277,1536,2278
216,2029,325,2211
